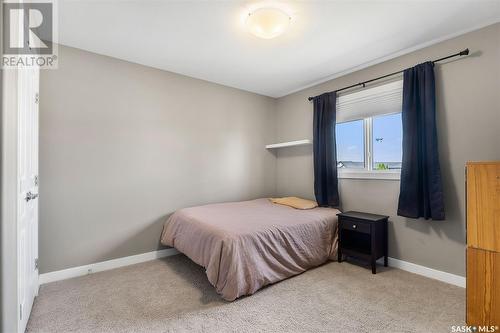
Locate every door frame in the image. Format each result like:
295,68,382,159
1,67,22,332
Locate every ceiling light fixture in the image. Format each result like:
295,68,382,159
245,7,291,39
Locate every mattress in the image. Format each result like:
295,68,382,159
161,198,339,301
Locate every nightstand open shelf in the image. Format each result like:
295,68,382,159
341,230,371,255
337,211,389,274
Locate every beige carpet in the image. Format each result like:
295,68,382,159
27,254,464,333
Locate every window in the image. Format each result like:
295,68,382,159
336,119,364,169
335,80,403,180
372,113,402,170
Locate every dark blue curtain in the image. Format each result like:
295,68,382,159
397,62,445,220
313,92,340,207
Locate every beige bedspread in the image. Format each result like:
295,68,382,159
161,198,339,301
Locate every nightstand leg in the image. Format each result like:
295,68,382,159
371,258,376,274
384,220,388,267
338,248,342,263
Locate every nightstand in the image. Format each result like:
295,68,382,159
337,211,389,274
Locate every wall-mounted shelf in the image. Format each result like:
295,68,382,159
265,139,312,149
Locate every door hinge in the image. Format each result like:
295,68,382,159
34,175,39,186
35,93,39,104
20,304,23,320
35,258,39,270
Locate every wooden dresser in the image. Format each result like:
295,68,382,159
466,161,500,326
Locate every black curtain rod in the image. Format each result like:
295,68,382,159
307,48,469,101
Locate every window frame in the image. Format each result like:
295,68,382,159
337,112,401,181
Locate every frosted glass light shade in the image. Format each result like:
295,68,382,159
245,8,291,39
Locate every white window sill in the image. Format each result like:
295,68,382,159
338,170,401,180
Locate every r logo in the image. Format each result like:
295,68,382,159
2,1,57,68
3,2,53,55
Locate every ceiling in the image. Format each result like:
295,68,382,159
59,1,500,98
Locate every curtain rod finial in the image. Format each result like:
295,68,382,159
461,48,470,56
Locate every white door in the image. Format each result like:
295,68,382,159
17,67,40,333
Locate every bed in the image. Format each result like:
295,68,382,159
160,198,340,301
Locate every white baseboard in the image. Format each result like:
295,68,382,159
39,248,179,285
39,249,465,289
378,257,466,288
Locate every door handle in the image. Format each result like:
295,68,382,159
25,191,39,202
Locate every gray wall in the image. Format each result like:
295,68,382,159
41,24,500,277
39,46,277,273
275,23,500,276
